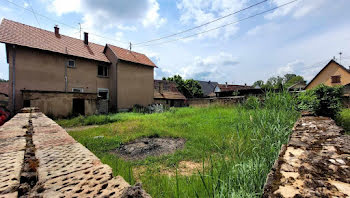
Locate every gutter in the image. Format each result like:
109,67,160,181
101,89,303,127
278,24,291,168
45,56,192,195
12,45,16,113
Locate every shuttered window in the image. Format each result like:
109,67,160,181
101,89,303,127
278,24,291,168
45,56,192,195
331,75,341,83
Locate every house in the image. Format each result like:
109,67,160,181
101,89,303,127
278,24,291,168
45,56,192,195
287,81,306,92
214,83,262,97
0,19,156,117
197,80,218,97
305,59,350,90
154,80,186,107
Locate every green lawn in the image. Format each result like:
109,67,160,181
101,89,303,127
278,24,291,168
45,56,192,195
57,93,299,197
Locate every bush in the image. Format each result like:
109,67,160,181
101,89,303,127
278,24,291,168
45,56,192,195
244,96,260,109
297,89,319,112
297,84,343,118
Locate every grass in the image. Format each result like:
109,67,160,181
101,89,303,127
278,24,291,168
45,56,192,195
59,92,299,197
336,109,350,134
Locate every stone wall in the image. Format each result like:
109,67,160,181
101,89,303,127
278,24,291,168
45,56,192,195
263,115,350,197
0,108,150,197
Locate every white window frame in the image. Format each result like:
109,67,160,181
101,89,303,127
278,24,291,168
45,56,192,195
72,88,84,93
67,59,76,68
97,88,109,100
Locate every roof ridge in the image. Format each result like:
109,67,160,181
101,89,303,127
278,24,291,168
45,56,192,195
2,18,104,48
107,43,147,56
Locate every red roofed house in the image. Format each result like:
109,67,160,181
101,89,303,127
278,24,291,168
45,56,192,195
214,83,262,97
154,80,186,107
0,19,156,117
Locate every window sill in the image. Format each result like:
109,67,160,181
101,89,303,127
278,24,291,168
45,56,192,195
97,75,109,78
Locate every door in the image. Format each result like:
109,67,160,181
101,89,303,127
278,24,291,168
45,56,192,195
72,99,85,116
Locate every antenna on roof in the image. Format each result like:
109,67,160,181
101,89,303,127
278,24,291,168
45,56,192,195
339,52,342,64
78,23,81,39
129,42,132,51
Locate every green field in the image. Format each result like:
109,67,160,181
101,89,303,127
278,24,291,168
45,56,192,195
57,93,299,197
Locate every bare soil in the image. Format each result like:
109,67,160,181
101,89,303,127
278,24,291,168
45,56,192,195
112,137,186,160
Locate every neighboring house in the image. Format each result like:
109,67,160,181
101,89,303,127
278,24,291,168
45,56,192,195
154,80,186,107
197,80,218,97
214,83,262,97
305,59,350,90
0,19,156,117
288,81,306,92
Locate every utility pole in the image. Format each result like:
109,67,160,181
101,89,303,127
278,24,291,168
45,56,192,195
129,42,132,51
339,52,343,64
79,23,81,39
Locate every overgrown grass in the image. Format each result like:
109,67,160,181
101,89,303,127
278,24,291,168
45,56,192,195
336,109,350,134
61,92,299,197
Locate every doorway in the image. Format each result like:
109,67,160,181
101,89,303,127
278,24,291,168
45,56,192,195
72,99,85,116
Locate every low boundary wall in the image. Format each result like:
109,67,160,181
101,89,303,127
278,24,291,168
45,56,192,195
262,115,350,197
0,108,150,197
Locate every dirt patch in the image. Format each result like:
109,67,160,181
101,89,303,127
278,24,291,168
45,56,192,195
113,137,185,160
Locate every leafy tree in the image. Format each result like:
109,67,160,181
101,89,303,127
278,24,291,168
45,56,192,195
253,73,305,90
0,78,8,82
252,80,264,88
164,75,203,98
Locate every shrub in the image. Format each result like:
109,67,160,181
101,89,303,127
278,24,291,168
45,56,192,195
297,84,343,118
244,96,260,109
297,89,319,112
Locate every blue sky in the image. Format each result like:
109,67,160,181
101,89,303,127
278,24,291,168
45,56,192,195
0,0,350,84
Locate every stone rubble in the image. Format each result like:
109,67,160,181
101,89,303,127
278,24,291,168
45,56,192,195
0,110,151,197
263,116,350,197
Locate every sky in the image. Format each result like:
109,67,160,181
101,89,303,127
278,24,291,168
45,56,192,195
0,0,350,84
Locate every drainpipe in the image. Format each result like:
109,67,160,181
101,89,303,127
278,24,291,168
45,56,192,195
12,45,16,113
64,47,68,92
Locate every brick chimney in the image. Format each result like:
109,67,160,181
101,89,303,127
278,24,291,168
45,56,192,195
84,32,88,45
54,25,59,36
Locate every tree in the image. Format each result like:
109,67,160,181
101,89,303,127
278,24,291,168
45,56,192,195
252,80,264,88
284,75,305,88
0,78,8,82
164,75,203,98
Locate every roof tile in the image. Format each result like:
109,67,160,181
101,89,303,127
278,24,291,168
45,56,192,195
108,44,156,67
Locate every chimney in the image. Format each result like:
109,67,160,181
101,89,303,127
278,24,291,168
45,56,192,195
54,25,59,36
159,81,164,95
84,32,88,45
225,82,228,88
208,80,211,84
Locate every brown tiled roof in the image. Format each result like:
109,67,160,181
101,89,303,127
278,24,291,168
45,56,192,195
107,44,156,67
154,80,186,100
0,19,109,63
216,84,253,92
0,82,9,96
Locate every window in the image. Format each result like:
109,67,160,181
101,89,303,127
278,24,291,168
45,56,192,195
67,59,76,68
98,65,109,77
331,75,341,83
98,88,109,100
72,88,84,93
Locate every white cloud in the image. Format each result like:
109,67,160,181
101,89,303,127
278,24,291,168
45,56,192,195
265,0,327,19
176,0,245,39
277,60,303,75
115,32,124,41
47,0,166,31
117,24,137,32
179,52,239,83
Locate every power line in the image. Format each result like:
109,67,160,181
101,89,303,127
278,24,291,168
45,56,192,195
3,0,130,44
137,0,299,47
134,0,268,45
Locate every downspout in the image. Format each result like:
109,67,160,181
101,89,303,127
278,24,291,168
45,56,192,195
12,45,16,113
64,47,68,92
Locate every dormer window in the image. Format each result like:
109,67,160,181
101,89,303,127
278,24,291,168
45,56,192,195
67,59,76,68
331,75,341,83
